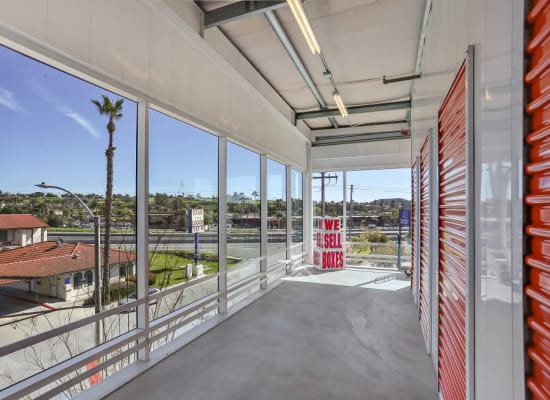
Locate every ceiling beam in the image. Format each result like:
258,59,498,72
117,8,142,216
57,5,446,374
204,1,287,29
312,130,410,147
295,100,411,120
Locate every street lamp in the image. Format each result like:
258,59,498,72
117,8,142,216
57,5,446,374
35,183,102,342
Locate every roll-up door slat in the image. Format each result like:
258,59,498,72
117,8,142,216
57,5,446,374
527,2,550,397
419,136,431,344
438,61,467,400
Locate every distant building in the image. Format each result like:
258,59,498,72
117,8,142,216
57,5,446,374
0,214,48,250
0,240,136,302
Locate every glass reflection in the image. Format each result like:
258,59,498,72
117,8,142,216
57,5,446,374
148,109,218,323
226,142,261,288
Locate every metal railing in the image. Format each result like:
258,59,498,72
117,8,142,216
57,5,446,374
0,242,303,400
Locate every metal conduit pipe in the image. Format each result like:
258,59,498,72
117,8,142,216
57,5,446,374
264,10,338,128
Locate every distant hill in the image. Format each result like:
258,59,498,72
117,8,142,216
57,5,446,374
369,198,411,208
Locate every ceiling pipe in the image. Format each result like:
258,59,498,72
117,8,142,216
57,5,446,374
265,10,338,128
415,0,432,75
383,74,421,84
296,99,411,120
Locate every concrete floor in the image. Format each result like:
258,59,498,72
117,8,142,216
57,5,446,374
104,268,438,400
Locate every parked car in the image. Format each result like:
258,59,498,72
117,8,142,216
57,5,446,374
118,287,160,311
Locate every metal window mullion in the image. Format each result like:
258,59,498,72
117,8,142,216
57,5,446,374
260,155,267,288
286,165,292,272
218,137,227,314
466,44,476,400
304,146,313,264
136,101,150,361
342,171,347,262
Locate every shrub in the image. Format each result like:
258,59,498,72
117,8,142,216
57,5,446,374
109,281,136,301
127,272,157,286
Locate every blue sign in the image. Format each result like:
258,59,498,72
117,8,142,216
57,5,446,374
399,209,410,226
64,276,70,285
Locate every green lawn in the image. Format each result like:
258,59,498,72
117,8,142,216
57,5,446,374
149,252,219,288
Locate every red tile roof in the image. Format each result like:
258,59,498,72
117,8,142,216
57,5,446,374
0,241,136,285
0,214,48,229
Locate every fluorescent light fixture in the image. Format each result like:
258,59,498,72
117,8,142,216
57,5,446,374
287,0,321,54
333,92,349,118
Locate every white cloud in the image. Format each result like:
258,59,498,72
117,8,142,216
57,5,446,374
0,86,23,112
59,106,100,139
27,79,101,139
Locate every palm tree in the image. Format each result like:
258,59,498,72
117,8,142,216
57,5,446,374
251,190,259,219
91,95,124,305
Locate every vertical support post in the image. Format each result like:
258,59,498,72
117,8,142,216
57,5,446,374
397,222,402,270
194,232,200,266
136,101,150,360
93,215,101,346
286,165,292,273
218,137,227,314
342,171,347,266
465,44,476,400
260,154,267,289
304,146,313,264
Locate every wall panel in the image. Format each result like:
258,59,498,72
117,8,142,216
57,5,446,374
419,136,431,347
410,0,524,398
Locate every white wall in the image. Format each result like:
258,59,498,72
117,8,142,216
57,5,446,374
0,0,308,170
311,138,411,171
14,228,33,246
31,228,43,244
410,0,524,399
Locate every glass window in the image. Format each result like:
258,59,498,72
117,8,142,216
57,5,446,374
0,44,137,391
226,142,261,294
312,171,343,219
85,270,93,285
345,169,412,269
291,168,303,258
267,159,286,268
148,109,219,327
73,272,83,289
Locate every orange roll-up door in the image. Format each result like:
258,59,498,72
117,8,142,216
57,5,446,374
438,62,467,400
419,137,431,344
412,161,418,302
526,1,550,399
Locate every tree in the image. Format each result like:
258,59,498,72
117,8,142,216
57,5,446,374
47,215,63,227
251,190,259,218
91,95,124,305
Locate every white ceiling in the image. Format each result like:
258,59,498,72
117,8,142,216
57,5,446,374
196,0,426,134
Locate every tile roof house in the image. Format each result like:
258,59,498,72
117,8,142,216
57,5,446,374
0,241,136,302
0,214,48,250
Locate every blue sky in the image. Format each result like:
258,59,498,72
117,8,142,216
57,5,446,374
313,169,411,202
0,44,410,202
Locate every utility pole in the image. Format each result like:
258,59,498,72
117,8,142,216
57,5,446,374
321,172,325,216
312,172,338,216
